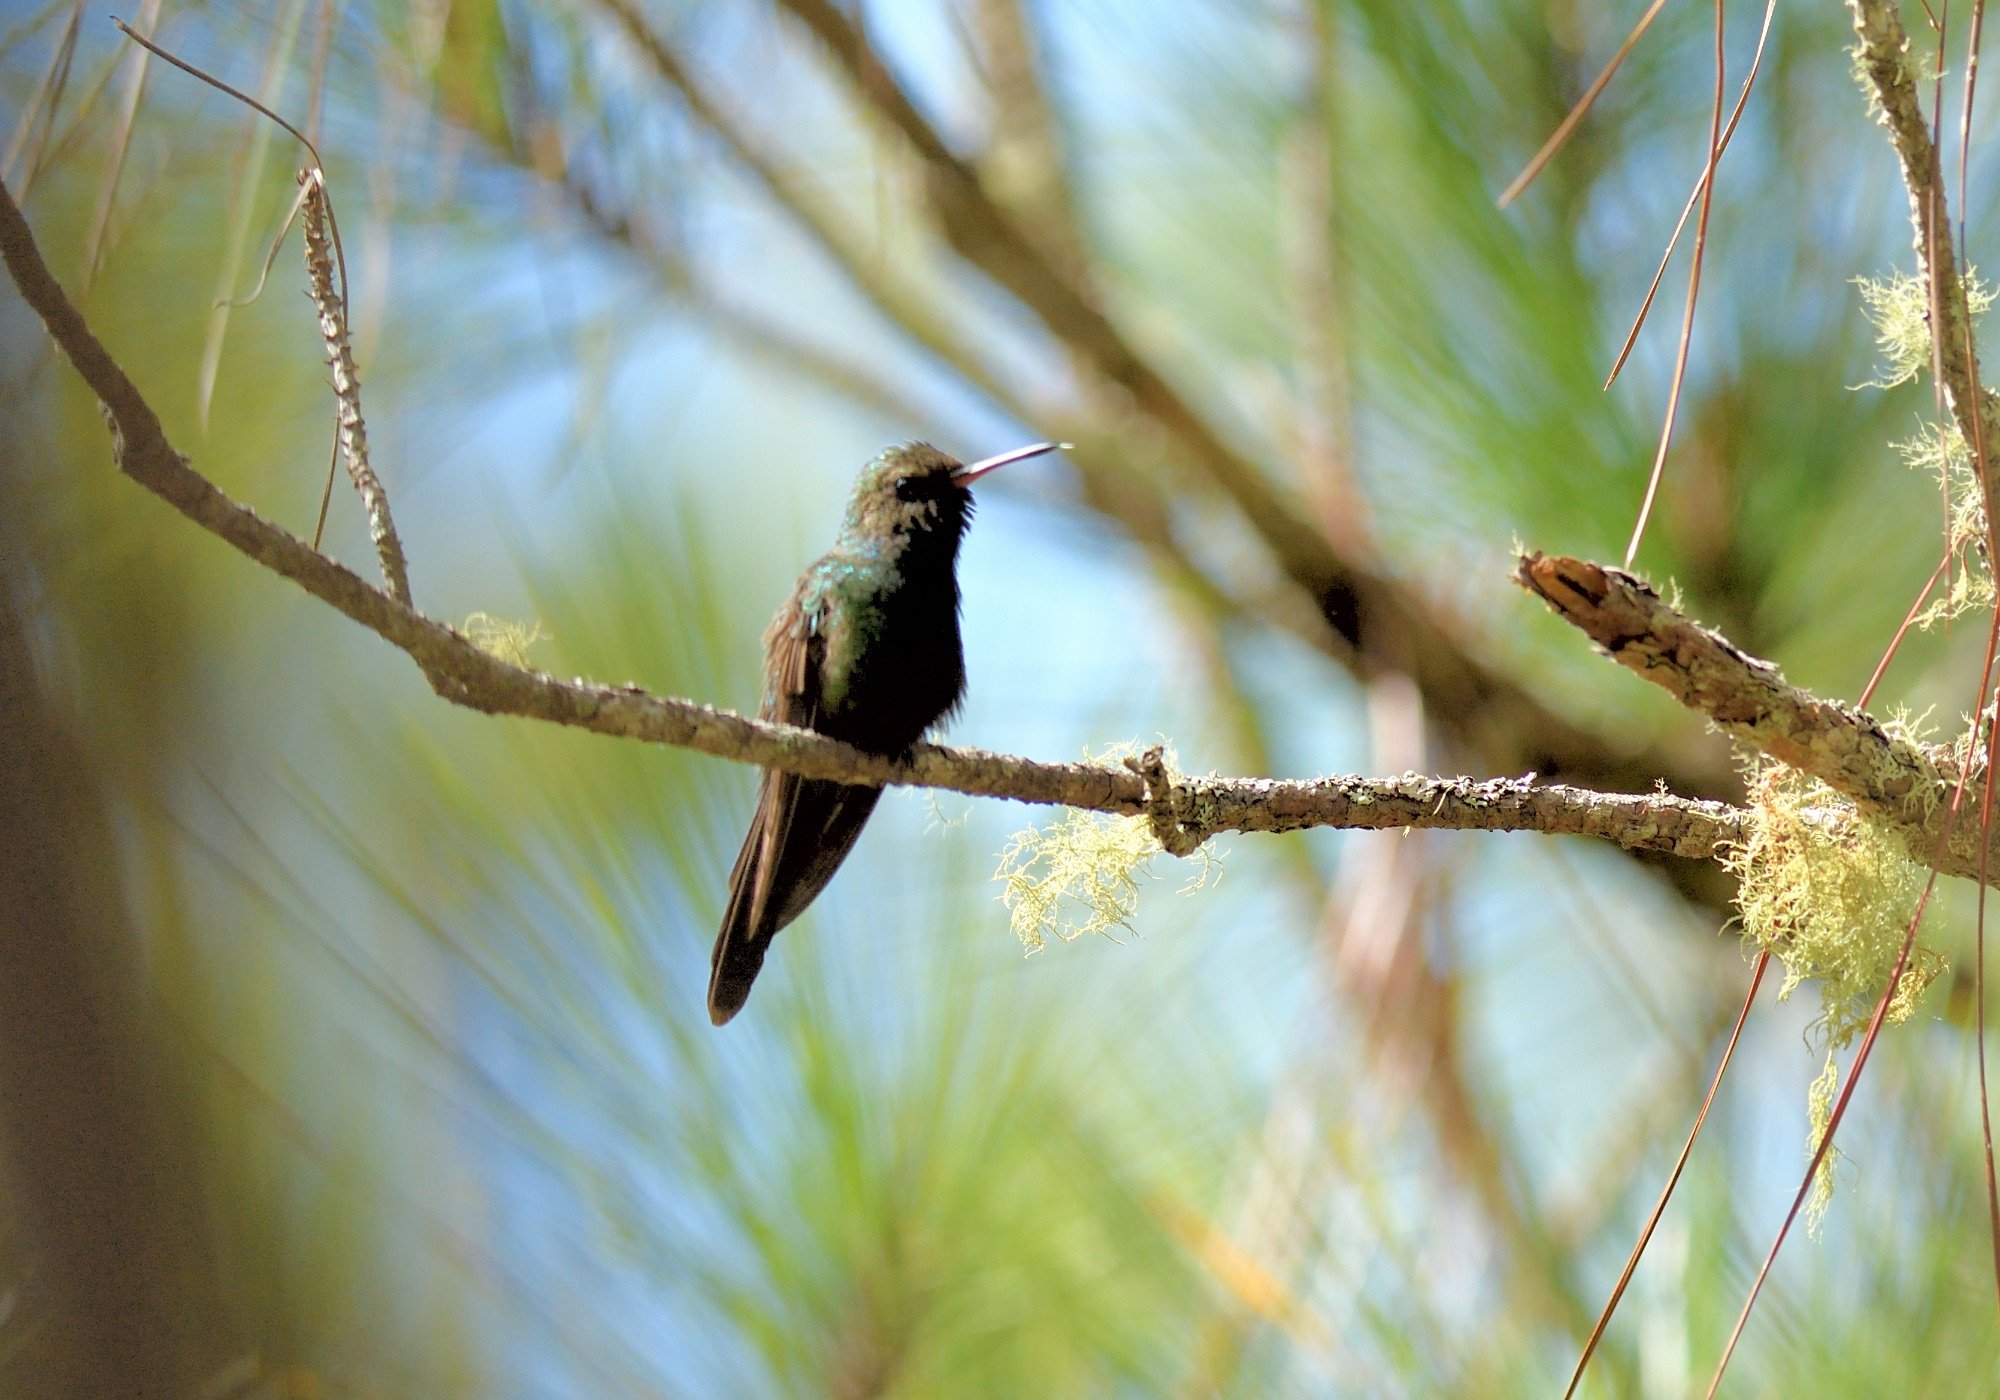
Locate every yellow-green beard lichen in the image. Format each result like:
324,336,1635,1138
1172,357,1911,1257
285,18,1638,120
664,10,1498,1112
1854,269,1995,390
994,743,1220,953
1894,423,1995,627
1725,760,1946,1229
463,612,550,667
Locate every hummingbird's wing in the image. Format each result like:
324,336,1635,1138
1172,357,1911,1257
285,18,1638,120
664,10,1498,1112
707,594,883,1025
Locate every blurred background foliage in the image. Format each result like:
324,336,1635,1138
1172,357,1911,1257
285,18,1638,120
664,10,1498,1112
3,0,2000,1395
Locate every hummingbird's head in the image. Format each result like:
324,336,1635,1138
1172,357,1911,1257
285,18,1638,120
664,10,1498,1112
843,440,1069,544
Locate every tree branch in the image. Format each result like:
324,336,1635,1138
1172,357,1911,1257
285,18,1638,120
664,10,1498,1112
0,172,1741,866
1518,552,2000,883
1850,0,2000,542
301,172,410,605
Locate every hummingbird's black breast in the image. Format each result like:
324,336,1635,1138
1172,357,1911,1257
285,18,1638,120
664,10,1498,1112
812,548,967,754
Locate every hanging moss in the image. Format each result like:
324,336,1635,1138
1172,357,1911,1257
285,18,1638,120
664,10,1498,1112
994,743,1220,953
1725,758,1947,1228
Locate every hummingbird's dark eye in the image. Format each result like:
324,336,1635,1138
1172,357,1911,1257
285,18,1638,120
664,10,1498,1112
894,477,921,502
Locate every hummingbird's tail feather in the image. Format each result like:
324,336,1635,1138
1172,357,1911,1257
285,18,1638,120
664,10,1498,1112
708,771,883,1025
706,927,766,1027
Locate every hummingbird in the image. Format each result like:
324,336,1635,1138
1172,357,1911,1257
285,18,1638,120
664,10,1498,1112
707,440,1068,1025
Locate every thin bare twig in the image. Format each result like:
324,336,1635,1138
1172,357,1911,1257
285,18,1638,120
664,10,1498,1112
114,19,395,600
1604,0,1778,389
1563,950,1769,1399
1703,895,1931,1395
1858,546,1954,707
1622,0,1728,568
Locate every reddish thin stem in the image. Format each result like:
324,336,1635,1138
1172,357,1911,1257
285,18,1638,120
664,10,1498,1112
1968,684,2000,1320
1962,0,2000,1319
1857,549,1953,708
1963,3,1986,234
1561,950,1770,1400
1706,605,2000,1396
1606,0,1778,389
1624,0,1728,569
1926,3,1956,554
1704,896,1932,1395
1497,0,1674,208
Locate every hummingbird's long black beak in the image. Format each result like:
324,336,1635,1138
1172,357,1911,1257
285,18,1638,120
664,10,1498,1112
950,440,1071,486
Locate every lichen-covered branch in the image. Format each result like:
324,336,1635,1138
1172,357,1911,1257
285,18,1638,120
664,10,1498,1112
0,173,1742,867
1148,765,1745,858
1850,0,2000,545
300,172,409,606
1517,552,2000,882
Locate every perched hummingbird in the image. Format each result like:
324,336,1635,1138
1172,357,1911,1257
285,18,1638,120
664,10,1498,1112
708,440,1068,1025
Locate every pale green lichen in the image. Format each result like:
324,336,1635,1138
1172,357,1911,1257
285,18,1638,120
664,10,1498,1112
1850,42,1890,125
1855,269,1995,390
994,743,1220,953
1894,424,1994,626
1805,1052,1843,1228
1724,759,1946,1229
463,611,549,667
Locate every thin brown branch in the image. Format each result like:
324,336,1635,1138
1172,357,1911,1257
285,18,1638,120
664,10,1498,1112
1563,950,1770,1399
1605,0,1778,389
0,173,1742,866
1708,831,1951,1396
